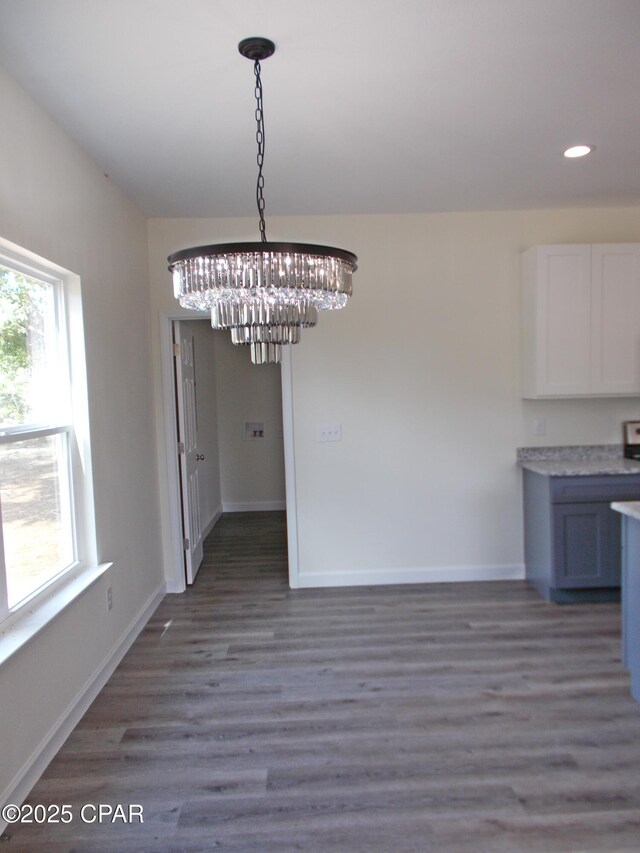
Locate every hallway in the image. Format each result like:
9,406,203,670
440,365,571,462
4,512,640,851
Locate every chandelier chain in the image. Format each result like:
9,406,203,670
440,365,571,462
254,59,267,243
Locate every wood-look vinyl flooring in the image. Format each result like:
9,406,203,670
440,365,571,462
3,511,640,852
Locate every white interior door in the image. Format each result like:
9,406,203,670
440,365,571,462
174,321,204,584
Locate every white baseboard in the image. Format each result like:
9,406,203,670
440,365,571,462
296,563,526,588
1,580,166,822
222,500,286,512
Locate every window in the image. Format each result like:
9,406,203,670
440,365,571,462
0,241,96,622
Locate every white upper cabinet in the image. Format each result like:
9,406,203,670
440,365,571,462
522,244,640,398
591,245,640,395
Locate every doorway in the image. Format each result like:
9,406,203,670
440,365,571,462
163,315,299,589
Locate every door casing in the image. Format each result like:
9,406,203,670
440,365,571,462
159,310,299,592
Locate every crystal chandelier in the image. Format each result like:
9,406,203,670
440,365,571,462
168,37,358,364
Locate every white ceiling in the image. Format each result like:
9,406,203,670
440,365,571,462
1,0,639,219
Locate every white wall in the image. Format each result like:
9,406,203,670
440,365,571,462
0,67,164,803
178,320,223,532
213,333,285,511
148,210,640,588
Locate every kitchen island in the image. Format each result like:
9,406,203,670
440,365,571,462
611,501,640,705
519,445,640,602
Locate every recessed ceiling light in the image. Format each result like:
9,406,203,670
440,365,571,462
563,144,594,158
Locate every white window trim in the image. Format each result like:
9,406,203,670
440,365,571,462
0,424,71,442
0,237,99,663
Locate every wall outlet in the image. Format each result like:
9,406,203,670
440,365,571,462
534,418,547,436
318,424,342,442
106,586,113,611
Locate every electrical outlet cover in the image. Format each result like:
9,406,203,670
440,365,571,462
317,424,342,442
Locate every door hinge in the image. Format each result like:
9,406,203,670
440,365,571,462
183,537,190,551
173,342,180,357
177,441,185,454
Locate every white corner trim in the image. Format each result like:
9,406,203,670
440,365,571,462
0,580,166,823
222,501,286,512
296,563,526,588
0,563,112,668
280,346,299,589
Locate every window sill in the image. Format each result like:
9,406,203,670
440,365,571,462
0,563,112,669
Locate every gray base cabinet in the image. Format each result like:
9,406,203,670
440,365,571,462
620,514,640,703
523,470,640,602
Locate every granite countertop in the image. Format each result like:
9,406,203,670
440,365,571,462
517,445,640,477
612,501,640,521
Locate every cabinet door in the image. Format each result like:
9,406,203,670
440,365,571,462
621,515,640,701
591,244,640,395
552,502,621,589
523,245,591,396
